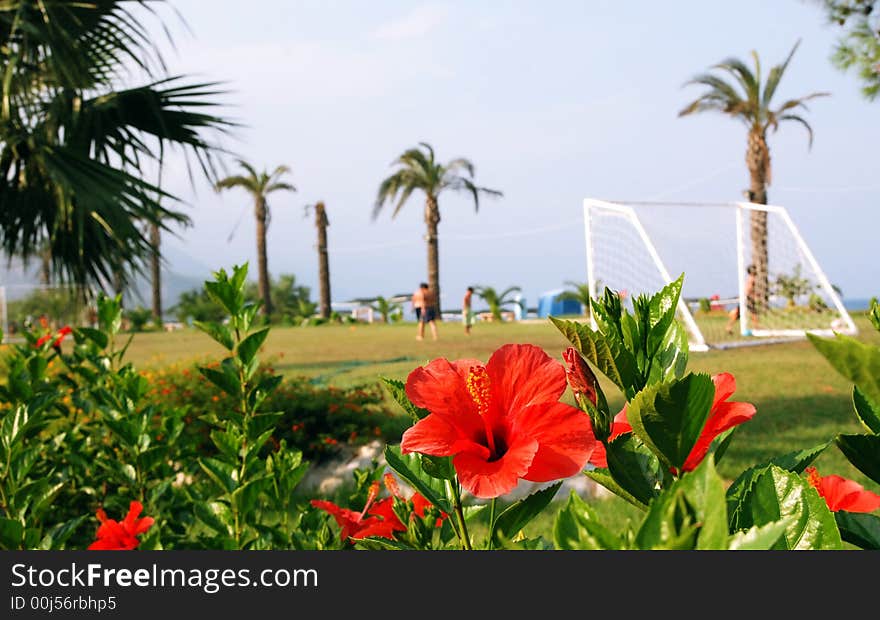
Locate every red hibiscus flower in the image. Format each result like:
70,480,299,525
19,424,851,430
35,325,72,350
806,467,880,513
382,473,447,527
400,344,596,499
588,406,633,468
311,481,404,545
588,373,754,473
88,501,154,550
562,347,599,409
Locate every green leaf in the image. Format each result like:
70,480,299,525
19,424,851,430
38,515,88,550
354,537,417,551
210,428,242,461
731,465,842,549
727,443,830,529
383,445,450,514
627,373,714,472
553,490,624,550
835,434,880,485
0,518,23,549
74,327,109,349
420,455,455,480
646,274,685,359
199,365,240,397
834,511,880,550
807,332,880,405
194,321,234,351
727,519,792,550
381,377,429,423
584,468,647,510
853,386,880,435
647,321,689,385
194,501,234,536
199,457,239,494
237,327,270,366
605,434,661,506
491,482,562,546
549,316,642,399
634,455,728,550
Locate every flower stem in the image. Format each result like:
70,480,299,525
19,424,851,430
487,497,497,550
447,480,472,550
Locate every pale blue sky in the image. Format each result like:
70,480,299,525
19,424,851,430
152,0,879,309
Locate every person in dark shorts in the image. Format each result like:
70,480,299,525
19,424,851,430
416,283,439,341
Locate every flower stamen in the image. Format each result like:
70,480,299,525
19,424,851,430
466,365,496,455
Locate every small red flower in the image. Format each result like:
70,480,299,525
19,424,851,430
400,344,596,498
88,501,154,550
35,325,72,349
806,467,880,513
310,481,402,544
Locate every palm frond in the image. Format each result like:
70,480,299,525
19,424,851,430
762,39,801,107
776,114,815,148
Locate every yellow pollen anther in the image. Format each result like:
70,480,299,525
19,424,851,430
466,366,491,417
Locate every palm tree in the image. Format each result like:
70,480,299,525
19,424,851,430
308,201,332,319
0,1,231,292
475,285,522,322
149,222,162,326
556,280,592,317
373,143,502,316
678,40,828,312
369,296,402,323
215,161,296,317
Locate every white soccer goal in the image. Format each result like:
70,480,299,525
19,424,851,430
582,198,857,351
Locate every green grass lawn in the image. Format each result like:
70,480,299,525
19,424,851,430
119,312,880,491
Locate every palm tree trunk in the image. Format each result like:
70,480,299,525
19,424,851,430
746,129,771,312
39,245,51,286
315,202,331,319
425,196,441,316
255,197,272,317
150,222,162,325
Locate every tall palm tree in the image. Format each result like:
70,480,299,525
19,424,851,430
215,161,296,317
556,280,592,317
311,201,332,319
679,40,828,311
475,285,522,322
149,221,162,325
373,143,502,316
0,1,231,292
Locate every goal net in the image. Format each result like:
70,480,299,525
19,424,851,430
583,198,857,351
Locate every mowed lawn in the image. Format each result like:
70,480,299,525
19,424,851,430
122,313,880,492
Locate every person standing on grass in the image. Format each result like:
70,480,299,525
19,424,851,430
417,282,439,341
462,286,475,335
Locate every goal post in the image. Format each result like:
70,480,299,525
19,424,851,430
582,198,857,351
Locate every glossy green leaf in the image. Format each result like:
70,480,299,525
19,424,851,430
491,482,562,546
549,315,642,398
732,465,842,549
852,386,880,435
834,511,880,550
74,327,109,349
835,434,880,485
199,365,239,397
38,515,88,550
237,327,270,366
381,377,429,423
584,468,648,510
553,490,623,550
646,274,684,358
420,455,455,480
727,519,792,550
605,433,661,506
383,445,449,514
0,518,23,549
807,332,880,405
635,489,701,550
627,373,714,471
199,457,239,494
193,321,234,351
194,501,234,536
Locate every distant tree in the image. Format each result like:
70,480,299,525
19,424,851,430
173,289,227,324
306,202,332,319
556,281,592,317
370,296,403,323
774,264,815,308
244,274,312,322
215,161,297,317
475,285,522,322
679,41,827,315
373,143,502,316
813,0,880,99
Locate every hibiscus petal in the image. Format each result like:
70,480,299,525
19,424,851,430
820,476,880,512
711,373,737,408
485,344,567,419
453,438,538,499
589,443,608,468
405,357,480,418
681,401,756,472
840,490,880,513
514,402,596,482
400,414,490,460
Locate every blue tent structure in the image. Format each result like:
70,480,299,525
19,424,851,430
536,288,582,318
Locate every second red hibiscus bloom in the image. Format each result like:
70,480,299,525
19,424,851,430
400,344,596,499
